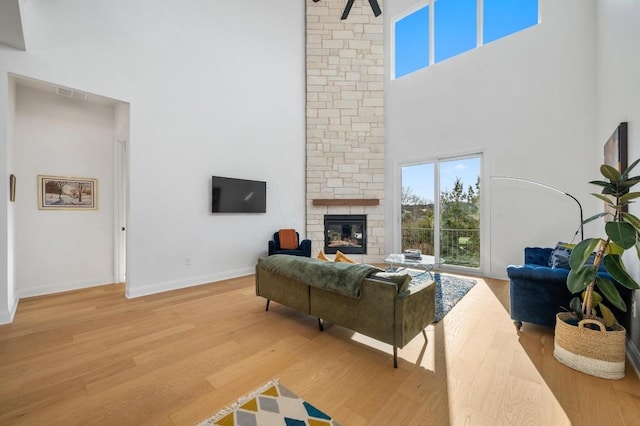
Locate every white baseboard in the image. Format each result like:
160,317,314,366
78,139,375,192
0,297,18,325
16,277,115,299
125,267,255,299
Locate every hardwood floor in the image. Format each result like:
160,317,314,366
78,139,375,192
1,274,639,425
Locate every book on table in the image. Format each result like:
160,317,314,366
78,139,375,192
403,249,422,260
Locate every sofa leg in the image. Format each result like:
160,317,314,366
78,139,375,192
265,299,270,311
393,347,398,368
513,320,522,331
318,318,324,331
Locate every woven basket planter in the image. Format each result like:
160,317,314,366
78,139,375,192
553,312,626,379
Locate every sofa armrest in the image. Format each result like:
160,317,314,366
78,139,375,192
394,280,436,348
268,240,276,256
507,263,572,328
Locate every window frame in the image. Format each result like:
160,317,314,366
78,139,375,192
398,152,483,271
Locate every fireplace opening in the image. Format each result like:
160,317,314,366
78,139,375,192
324,214,367,255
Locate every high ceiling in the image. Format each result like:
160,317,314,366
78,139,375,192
0,0,26,50
0,0,122,106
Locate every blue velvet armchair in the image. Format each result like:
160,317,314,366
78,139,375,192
268,231,311,257
507,247,632,331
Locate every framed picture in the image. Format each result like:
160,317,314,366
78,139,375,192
603,122,628,220
37,175,98,210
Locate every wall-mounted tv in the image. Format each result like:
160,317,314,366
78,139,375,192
212,176,266,213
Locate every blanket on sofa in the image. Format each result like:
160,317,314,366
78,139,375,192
260,254,381,298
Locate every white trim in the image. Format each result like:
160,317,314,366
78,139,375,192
0,297,19,325
428,0,435,66
477,0,483,47
113,137,128,284
125,268,255,299
16,278,115,299
433,160,441,259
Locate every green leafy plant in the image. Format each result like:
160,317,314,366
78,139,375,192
567,158,640,327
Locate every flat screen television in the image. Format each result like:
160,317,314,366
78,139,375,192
212,176,266,213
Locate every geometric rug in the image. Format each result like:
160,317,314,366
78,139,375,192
197,379,340,426
403,271,477,323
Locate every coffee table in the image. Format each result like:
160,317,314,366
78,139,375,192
384,253,440,278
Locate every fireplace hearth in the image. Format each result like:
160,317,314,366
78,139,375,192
324,214,367,255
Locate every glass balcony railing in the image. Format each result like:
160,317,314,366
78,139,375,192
401,227,480,268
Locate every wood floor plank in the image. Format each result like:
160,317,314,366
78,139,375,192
614,388,640,425
0,274,638,425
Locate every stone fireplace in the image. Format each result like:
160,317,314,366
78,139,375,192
305,1,385,264
324,214,367,254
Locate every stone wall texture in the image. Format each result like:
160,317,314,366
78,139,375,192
306,0,385,263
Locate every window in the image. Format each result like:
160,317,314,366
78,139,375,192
400,155,481,268
434,0,476,63
393,0,538,79
394,5,429,78
483,0,538,44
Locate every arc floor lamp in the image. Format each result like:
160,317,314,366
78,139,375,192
491,176,584,241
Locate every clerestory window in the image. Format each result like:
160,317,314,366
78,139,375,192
393,0,538,79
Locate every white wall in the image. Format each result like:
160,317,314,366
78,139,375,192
596,0,640,370
385,0,599,277
14,84,115,297
0,0,306,316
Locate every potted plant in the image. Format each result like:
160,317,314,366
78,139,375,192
554,158,640,379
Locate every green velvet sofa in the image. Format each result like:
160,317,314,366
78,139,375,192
255,255,436,367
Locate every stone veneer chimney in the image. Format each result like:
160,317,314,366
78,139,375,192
306,0,385,264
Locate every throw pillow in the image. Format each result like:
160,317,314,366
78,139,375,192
550,253,572,269
335,250,356,264
317,250,330,262
549,242,575,269
278,229,298,250
549,241,598,269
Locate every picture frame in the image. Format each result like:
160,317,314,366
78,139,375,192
37,175,98,210
603,122,628,220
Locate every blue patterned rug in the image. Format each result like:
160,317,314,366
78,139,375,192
392,270,477,322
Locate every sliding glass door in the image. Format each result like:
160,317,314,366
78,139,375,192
401,155,481,268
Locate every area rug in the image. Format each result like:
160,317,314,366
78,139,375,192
403,270,477,322
197,379,340,426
